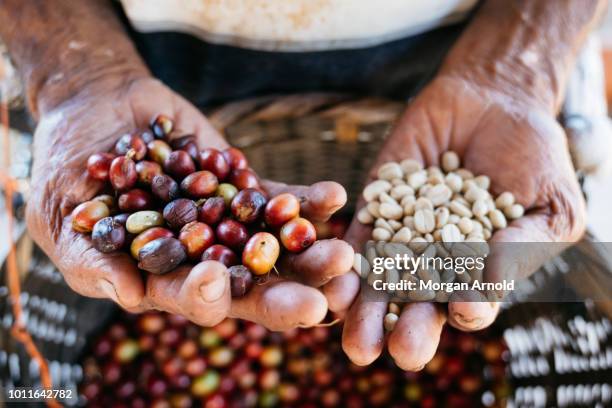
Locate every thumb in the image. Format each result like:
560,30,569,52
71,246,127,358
447,215,555,331
449,203,586,331
320,218,370,313
486,176,587,295
485,195,586,287
146,261,231,327
485,216,566,287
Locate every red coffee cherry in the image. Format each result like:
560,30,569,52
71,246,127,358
264,193,300,227
279,217,316,252
199,148,230,180
87,153,115,181
222,147,248,170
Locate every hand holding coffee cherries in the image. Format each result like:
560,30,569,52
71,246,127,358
79,125,321,291
27,77,353,330
323,74,586,370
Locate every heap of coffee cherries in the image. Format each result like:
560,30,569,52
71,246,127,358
71,114,317,297
80,312,509,407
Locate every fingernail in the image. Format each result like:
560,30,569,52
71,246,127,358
453,312,483,329
200,278,226,303
98,279,119,303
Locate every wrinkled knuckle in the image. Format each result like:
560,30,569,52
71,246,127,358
180,298,227,327
547,182,587,241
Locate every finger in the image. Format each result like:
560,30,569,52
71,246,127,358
261,180,347,222
146,261,231,327
330,107,436,327
489,210,584,280
341,288,387,366
323,272,361,313
51,220,145,310
283,239,354,287
387,303,446,371
229,278,328,331
452,201,585,331
447,294,499,332
321,217,372,314
448,216,565,332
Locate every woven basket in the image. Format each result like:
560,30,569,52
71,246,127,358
207,94,403,214
0,94,610,407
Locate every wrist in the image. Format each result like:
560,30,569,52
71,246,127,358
34,58,151,118
0,0,152,118
439,0,607,114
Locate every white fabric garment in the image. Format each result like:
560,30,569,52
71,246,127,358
120,0,478,51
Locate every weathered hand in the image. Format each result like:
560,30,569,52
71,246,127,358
323,74,586,369
27,76,353,330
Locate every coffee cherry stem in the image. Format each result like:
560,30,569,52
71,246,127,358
255,275,269,285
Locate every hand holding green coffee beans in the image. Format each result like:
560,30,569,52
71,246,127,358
325,75,586,370
26,77,353,330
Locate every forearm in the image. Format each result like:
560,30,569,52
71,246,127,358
0,0,150,117
441,0,608,113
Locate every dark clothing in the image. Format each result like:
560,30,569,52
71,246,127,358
115,6,468,107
